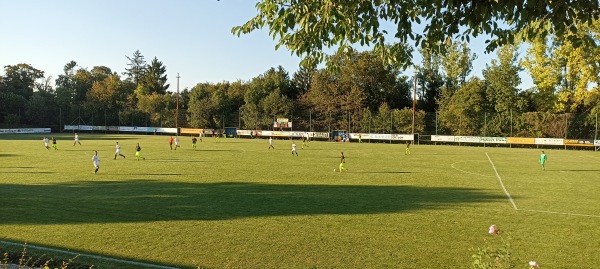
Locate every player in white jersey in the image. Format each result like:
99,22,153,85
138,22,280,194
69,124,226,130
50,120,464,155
291,141,298,156
114,142,126,159
92,151,100,174
43,137,50,150
268,137,275,149
174,136,180,150
73,133,82,146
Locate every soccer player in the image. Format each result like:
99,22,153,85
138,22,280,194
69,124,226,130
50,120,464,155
198,132,203,142
358,134,362,143
302,136,308,149
114,142,125,159
73,133,82,146
268,137,275,149
136,143,145,160
169,136,174,150
92,151,100,174
291,141,298,156
43,137,50,150
192,137,198,150
339,151,346,172
540,151,547,170
174,136,180,150
51,137,58,150
405,141,411,155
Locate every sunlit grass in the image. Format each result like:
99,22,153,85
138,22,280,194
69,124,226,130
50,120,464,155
0,134,599,268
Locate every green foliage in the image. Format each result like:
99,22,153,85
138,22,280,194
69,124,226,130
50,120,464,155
438,77,487,135
0,243,89,269
441,41,477,92
140,57,169,95
417,48,444,112
517,112,573,138
124,50,146,86
233,0,599,69
483,45,523,114
0,64,45,124
470,235,515,269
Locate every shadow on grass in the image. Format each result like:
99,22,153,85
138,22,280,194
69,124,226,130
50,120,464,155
0,181,505,225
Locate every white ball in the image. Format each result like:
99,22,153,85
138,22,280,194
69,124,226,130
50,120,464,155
333,169,336,172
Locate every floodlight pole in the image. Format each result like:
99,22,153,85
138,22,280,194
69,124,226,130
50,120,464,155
412,69,417,135
176,73,180,131
595,113,598,151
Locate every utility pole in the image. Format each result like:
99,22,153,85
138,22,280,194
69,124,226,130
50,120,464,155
412,69,417,135
176,73,180,131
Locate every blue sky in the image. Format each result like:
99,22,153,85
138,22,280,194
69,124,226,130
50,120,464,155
0,0,532,91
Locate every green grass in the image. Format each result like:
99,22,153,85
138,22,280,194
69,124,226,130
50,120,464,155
1,134,599,268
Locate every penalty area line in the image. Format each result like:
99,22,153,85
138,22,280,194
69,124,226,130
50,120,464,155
0,240,179,269
485,152,518,210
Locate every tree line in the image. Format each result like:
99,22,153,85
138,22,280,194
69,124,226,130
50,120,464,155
1,31,600,138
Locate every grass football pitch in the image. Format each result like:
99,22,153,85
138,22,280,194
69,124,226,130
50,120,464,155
0,134,599,268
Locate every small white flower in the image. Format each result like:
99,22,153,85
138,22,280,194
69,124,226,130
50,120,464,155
529,260,539,268
488,225,499,234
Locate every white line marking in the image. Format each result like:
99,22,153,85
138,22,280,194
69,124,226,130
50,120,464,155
450,160,495,178
485,152,518,210
485,153,600,218
518,209,600,218
0,240,179,269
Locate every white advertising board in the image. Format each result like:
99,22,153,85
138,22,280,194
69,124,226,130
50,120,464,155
154,128,177,134
431,135,455,142
480,137,508,144
454,136,481,143
349,133,413,141
0,128,51,134
311,132,330,138
534,138,564,146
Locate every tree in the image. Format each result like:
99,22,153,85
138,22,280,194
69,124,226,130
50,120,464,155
241,67,294,129
233,0,599,69
303,51,408,119
438,77,488,136
416,48,444,112
0,64,44,99
140,57,169,95
187,83,212,128
124,50,146,86
373,103,392,133
25,78,57,127
483,45,523,114
0,64,45,124
292,66,315,98
440,41,476,92
520,37,561,112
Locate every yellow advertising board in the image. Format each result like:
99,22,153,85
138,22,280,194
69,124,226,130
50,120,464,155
180,128,203,134
564,139,595,147
507,137,535,145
